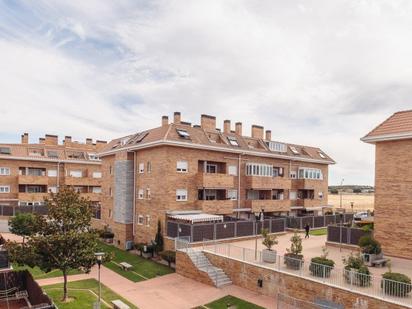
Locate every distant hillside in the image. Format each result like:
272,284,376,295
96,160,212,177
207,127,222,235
328,185,374,194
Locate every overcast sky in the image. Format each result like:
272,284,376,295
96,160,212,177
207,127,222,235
1,1,412,185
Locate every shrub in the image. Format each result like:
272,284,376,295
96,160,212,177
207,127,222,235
154,220,164,253
330,189,339,194
358,235,381,255
309,247,335,278
343,254,371,287
160,250,176,267
284,231,303,270
360,223,374,232
381,272,412,297
261,228,278,251
135,243,147,256
353,188,362,193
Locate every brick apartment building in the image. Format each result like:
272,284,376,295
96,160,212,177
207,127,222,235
362,110,412,260
0,133,106,219
97,113,335,248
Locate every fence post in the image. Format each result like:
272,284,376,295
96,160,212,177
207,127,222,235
213,224,217,240
190,225,194,243
242,248,245,261
234,221,237,237
269,218,272,232
312,216,315,228
284,218,286,231
323,215,326,227
177,224,180,239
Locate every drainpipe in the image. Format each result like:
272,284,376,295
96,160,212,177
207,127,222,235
132,151,137,237
57,161,60,191
238,153,241,211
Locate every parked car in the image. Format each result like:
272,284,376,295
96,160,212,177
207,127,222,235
354,211,369,221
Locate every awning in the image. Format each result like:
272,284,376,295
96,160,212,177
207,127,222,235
168,213,224,224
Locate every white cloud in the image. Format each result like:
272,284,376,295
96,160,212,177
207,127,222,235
1,0,412,185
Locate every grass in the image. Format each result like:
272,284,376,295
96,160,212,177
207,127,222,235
12,264,82,279
97,241,174,282
203,295,264,309
43,278,137,309
309,228,327,236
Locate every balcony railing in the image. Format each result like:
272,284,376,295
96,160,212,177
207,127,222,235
80,192,101,201
293,198,322,208
292,179,322,190
64,176,102,186
18,175,49,185
196,199,237,214
18,192,48,201
197,173,235,188
245,199,291,212
245,176,291,189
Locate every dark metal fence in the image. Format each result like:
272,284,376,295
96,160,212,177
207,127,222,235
327,225,370,246
0,205,48,216
285,213,354,230
167,218,286,242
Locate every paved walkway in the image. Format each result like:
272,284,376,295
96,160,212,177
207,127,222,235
38,265,276,309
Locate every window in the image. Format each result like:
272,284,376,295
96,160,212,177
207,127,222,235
176,189,188,201
0,186,10,193
109,166,112,175
206,163,217,173
29,148,44,156
137,189,144,199
92,187,102,193
69,170,82,178
108,209,112,218
48,186,57,193
176,160,188,172
0,167,10,176
47,150,59,158
227,136,239,146
318,151,326,159
205,189,217,200
88,153,100,161
67,152,85,160
267,142,287,153
228,165,237,176
247,190,259,200
227,190,238,200
0,147,11,155
138,163,144,174
246,163,273,177
109,187,112,197
290,146,299,155
147,162,152,173
137,215,144,225
47,169,57,177
176,129,190,138
298,168,323,180
92,171,102,178
289,191,297,200
146,215,151,226
146,188,151,199
290,171,297,179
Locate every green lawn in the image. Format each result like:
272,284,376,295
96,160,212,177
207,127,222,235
203,295,264,309
309,228,327,236
97,241,174,282
12,264,82,279
43,279,137,309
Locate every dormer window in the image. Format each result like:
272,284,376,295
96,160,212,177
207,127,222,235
67,152,85,160
28,148,44,156
227,136,239,146
177,129,190,139
88,153,100,161
0,147,11,155
290,146,299,155
47,150,59,158
267,142,287,153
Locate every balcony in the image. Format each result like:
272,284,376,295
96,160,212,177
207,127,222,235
292,179,322,190
197,173,235,189
293,198,322,208
245,176,291,190
245,199,291,212
64,176,102,186
18,175,49,185
18,192,48,201
80,193,101,201
196,199,236,215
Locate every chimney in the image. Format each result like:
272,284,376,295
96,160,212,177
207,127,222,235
86,138,92,145
223,120,231,134
21,133,29,144
162,116,169,127
64,136,72,145
45,134,58,145
235,122,242,136
173,112,181,124
265,130,272,141
251,125,264,139
39,138,45,144
96,140,107,145
200,114,216,131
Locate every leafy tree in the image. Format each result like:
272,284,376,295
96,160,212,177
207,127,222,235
287,231,303,255
154,220,164,253
8,213,39,243
261,228,278,251
10,187,100,302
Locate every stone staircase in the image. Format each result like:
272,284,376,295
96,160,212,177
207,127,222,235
187,250,232,288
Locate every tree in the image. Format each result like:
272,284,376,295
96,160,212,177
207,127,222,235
8,213,39,244
154,220,164,253
261,228,278,251
13,187,100,302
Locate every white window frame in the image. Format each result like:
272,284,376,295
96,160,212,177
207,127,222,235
92,187,102,193
228,165,237,176
146,188,151,199
290,171,297,179
227,189,238,200
0,186,10,193
298,167,323,180
138,163,144,174
290,146,299,155
176,160,188,173
92,171,102,178
268,142,287,153
48,186,58,193
0,167,10,176
88,153,100,161
206,163,217,174
147,161,152,173
137,215,144,225
146,215,151,226
246,163,273,177
137,189,144,199
47,169,57,177
176,189,188,201
69,170,82,178
289,191,297,200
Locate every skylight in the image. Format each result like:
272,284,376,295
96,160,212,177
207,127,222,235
134,132,148,143
227,136,239,146
0,147,11,155
290,146,299,155
176,129,190,138
318,151,326,159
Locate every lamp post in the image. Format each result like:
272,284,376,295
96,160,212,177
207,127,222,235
339,178,344,209
94,252,104,309
254,209,264,260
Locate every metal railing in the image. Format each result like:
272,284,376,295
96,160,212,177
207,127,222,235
202,241,412,307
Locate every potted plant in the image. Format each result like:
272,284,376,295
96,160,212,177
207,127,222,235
261,228,278,263
381,270,412,297
309,246,335,278
343,253,371,287
284,231,303,270
358,235,382,266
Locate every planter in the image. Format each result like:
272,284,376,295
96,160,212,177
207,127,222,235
284,254,303,270
262,249,277,263
362,253,383,267
309,259,334,278
344,268,371,287
381,273,412,297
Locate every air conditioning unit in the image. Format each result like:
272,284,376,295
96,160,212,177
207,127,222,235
125,240,134,251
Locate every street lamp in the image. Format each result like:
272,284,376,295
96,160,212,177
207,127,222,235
339,178,344,209
255,209,264,260
94,252,105,308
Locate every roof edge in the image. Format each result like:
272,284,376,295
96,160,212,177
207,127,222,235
361,131,412,143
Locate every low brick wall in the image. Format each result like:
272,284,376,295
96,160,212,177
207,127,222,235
175,251,214,286
203,252,408,309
